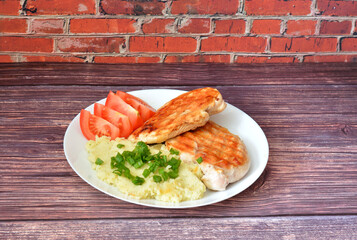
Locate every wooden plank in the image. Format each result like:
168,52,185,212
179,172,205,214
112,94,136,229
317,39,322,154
0,63,356,86
1,216,357,239
1,85,356,155
1,152,356,220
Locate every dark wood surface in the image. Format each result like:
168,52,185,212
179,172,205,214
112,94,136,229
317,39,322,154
1,63,356,239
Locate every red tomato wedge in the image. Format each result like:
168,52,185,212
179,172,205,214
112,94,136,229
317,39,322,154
80,109,119,141
116,91,156,122
94,103,133,138
105,91,143,130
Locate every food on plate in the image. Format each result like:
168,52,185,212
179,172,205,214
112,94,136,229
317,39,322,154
86,136,206,202
94,103,133,138
116,91,156,122
105,91,144,130
129,87,226,144
80,109,119,140
79,91,156,141
166,121,250,191
80,88,249,202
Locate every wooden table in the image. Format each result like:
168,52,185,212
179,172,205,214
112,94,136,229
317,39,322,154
1,63,357,239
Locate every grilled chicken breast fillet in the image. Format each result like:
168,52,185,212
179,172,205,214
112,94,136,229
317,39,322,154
166,121,250,191
129,88,226,144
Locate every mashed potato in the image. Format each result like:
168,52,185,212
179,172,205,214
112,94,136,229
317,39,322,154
86,136,206,203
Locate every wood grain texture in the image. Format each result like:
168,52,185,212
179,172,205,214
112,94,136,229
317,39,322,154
0,63,356,86
0,63,356,228
1,216,357,240
1,83,357,220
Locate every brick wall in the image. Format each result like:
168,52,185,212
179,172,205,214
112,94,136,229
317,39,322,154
0,0,356,63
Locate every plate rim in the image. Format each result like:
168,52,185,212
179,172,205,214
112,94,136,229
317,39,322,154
63,88,269,209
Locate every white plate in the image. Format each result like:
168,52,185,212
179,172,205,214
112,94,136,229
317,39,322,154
63,89,269,208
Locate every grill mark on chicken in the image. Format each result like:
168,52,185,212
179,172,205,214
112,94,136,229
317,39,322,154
166,121,250,191
130,88,226,144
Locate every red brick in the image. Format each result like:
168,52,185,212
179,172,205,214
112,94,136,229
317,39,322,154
0,0,20,15
142,19,175,34
57,37,125,53
0,37,53,52
0,55,14,63
94,56,161,63
70,19,136,34
235,56,297,63
251,19,281,34
24,0,95,15
31,19,64,34
317,0,357,16
24,55,85,62
100,0,165,15
214,19,245,34
171,0,239,15
270,37,337,52
341,38,357,52
245,0,311,16
164,55,230,63
304,55,357,63
320,21,352,35
178,18,210,34
0,18,27,33
286,20,316,36
201,37,267,52
129,37,197,53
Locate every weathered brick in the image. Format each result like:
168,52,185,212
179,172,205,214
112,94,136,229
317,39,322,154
94,56,161,63
286,20,316,36
245,0,312,16
129,37,197,53
201,37,267,52
164,55,230,63
235,56,297,63
0,18,27,33
23,55,85,62
0,55,14,63
271,37,337,52
100,0,165,15
0,0,20,15
304,55,357,62
317,0,357,16
251,19,281,34
178,18,210,34
57,37,125,53
341,38,357,51
70,19,136,34
171,0,239,15
0,37,53,52
142,19,175,34
31,19,64,34
214,19,245,34
320,21,352,35
24,0,96,15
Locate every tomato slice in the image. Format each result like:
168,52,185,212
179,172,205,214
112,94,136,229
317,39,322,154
116,91,156,122
105,91,143,130
80,109,119,140
94,103,133,138
80,109,96,141
94,102,104,117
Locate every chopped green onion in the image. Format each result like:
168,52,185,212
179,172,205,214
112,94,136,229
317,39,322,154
161,171,169,181
196,157,203,164
117,144,125,148
169,148,180,155
132,176,145,185
95,158,104,165
168,171,179,179
153,175,162,183
142,169,151,178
